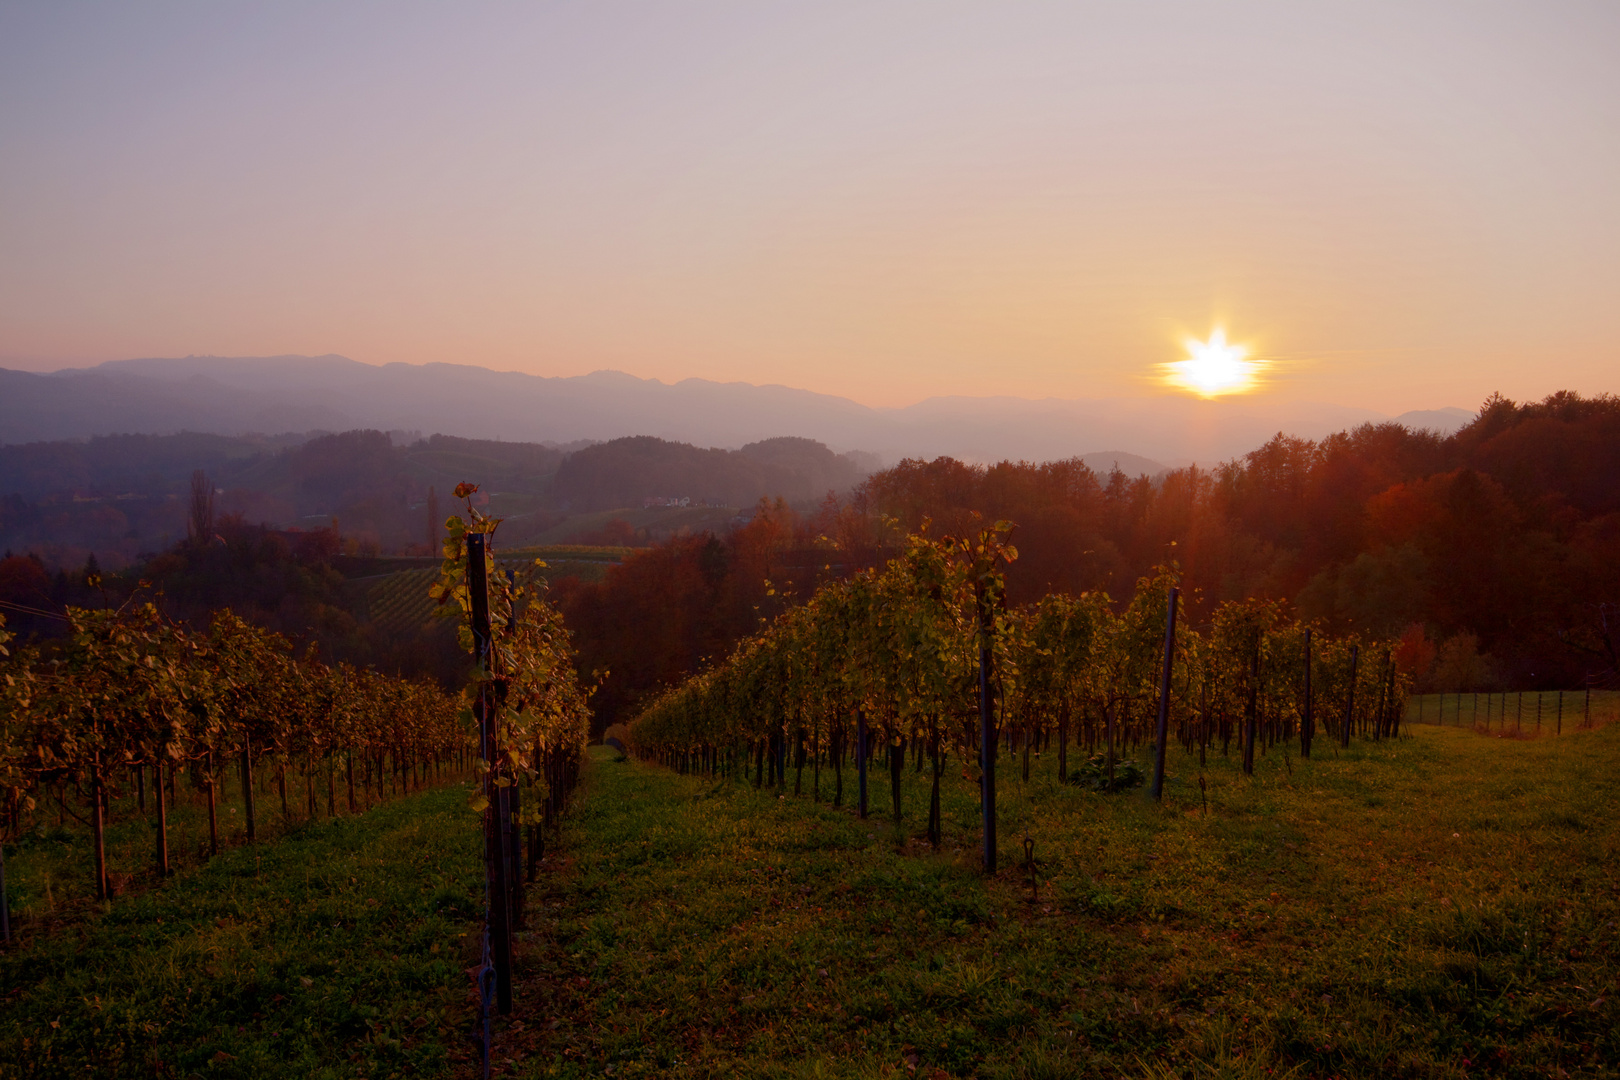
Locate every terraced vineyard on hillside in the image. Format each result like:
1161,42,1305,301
349,546,629,639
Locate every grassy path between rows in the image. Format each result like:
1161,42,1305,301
2,781,486,1079
4,725,1618,1078
500,728,1619,1079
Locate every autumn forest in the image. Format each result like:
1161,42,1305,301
560,391,1620,731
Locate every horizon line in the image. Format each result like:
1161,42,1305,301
0,352,1478,419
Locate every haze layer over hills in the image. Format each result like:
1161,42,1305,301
0,355,1471,464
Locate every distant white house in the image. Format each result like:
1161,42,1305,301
642,496,690,508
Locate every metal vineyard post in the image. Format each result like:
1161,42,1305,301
856,709,868,819
468,532,514,1016
1301,628,1314,756
1341,645,1359,749
978,581,996,875
1150,587,1179,801
1,835,10,944
1242,648,1258,774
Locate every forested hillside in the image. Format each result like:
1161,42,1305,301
0,432,570,565
857,390,1617,689
549,435,871,511
7,391,1615,732
559,392,1619,733
0,431,870,568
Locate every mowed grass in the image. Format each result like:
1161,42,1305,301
502,727,1619,1079
3,726,1616,1079
2,760,453,921
1,782,487,1079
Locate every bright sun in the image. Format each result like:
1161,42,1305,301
1161,329,1261,397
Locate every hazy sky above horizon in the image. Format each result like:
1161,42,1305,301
2,2,1617,411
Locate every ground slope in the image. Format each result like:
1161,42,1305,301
1,783,486,1079
5,725,1617,1079
502,728,1618,1079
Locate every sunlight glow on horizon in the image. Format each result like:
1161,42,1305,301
1159,329,1265,397
1,6,1616,412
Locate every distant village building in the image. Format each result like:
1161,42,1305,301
641,496,690,508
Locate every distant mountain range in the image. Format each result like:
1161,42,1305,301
0,354,1474,465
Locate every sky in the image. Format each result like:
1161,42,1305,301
2,2,1617,411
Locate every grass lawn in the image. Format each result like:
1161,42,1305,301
4,724,1616,1079
1,781,487,1079
499,725,1619,1079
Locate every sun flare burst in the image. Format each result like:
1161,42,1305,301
1161,329,1262,397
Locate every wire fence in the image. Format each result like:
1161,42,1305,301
1406,689,1620,735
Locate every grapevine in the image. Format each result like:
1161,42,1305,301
628,522,1411,863
0,603,465,906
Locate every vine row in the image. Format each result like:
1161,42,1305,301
629,522,1411,865
0,603,463,912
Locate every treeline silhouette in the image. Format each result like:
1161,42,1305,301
7,391,1613,732
0,431,872,567
549,436,872,512
0,431,571,565
0,432,878,690
551,496,882,730
560,392,1619,733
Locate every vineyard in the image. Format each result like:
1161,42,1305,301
629,522,1412,867
351,566,444,641
0,484,598,1077
350,547,625,641
476,723,1620,1079
428,485,596,1065
0,602,464,923
566,524,1616,1076
3,509,1616,1078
